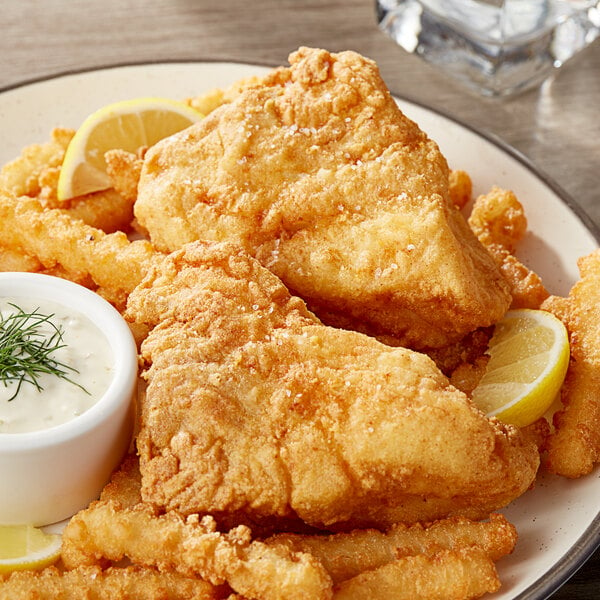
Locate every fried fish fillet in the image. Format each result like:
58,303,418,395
135,47,510,350
125,240,538,529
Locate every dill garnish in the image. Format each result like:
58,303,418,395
0,303,89,401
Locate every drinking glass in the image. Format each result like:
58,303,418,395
376,0,600,96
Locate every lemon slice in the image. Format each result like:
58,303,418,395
471,309,570,427
57,97,204,200
0,525,62,574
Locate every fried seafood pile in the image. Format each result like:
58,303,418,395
1,47,599,599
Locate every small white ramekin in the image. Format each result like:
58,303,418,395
0,272,137,526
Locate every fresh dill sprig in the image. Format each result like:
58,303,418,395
0,303,89,401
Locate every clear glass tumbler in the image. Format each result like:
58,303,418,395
376,0,600,96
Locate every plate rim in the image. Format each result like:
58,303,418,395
1,57,599,599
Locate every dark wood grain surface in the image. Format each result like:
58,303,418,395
1,1,599,597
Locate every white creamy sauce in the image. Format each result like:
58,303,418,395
0,297,114,433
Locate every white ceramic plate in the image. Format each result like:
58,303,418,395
1,61,598,599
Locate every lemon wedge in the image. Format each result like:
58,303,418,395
0,525,62,574
57,97,204,201
471,309,570,427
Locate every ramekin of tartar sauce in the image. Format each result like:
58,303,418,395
0,272,137,526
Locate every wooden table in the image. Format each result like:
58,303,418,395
2,1,599,597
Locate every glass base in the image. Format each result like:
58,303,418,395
376,0,600,97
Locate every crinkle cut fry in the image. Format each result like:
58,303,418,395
0,565,227,600
61,500,333,600
544,250,600,477
0,190,158,301
266,513,516,585
332,547,500,600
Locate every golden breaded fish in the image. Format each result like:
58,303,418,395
125,241,538,530
135,47,510,350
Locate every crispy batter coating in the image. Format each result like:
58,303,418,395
0,243,43,273
469,187,549,309
266,513,516,584
544,250,600,477
332,548,500,600
0,128,74,203
61,500,333,600
427,328,492,378
99,454,143,508
185,75,263,116
63,188,135,233
0,236,99,292
449,356,489,396
468,187,526,252
105,148,144,205
125,240,538,529
0,565,225,600
136,47,510,350
448,170,473,210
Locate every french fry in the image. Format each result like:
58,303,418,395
266,514,516,585
544,250,600,477
61,500,333,600
332,548,500,600
0,190,158,301
0,565,226,600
